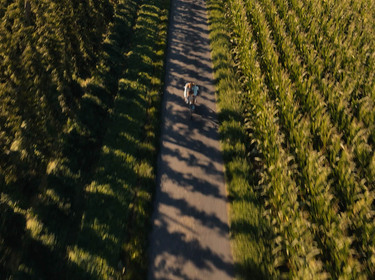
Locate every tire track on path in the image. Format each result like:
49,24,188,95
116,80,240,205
148,0,234,279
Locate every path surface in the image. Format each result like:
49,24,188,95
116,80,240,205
148,0,234,279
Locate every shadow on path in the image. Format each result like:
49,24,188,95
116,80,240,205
148,0,234,279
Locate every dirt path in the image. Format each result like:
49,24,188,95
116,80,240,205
147,0,234,279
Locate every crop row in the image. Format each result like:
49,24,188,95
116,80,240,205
285,0,375,182
266,0,375,274
276,0,375,187
226,0,375,277
286,0,375,150
228,0,326,278
243,0,367,277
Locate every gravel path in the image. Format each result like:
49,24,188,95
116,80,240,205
148,0,234,279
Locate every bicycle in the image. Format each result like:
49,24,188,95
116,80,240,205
187,95,196,119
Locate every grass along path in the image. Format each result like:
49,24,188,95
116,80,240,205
207,1,270,278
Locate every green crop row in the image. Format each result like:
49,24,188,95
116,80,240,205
68,0,169,279
280,0,375,189
267,0,375,274
243,0,365,277
227,0,326,278
286,0,375,152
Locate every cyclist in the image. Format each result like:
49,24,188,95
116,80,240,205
184,82,199,105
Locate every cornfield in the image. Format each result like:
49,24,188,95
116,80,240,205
225,0,375,278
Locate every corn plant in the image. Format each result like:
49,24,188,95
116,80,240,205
243,1,367,278
228,0,327,278
221,0,375,277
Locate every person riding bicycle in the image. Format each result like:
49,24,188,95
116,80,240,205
184,82,199,105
